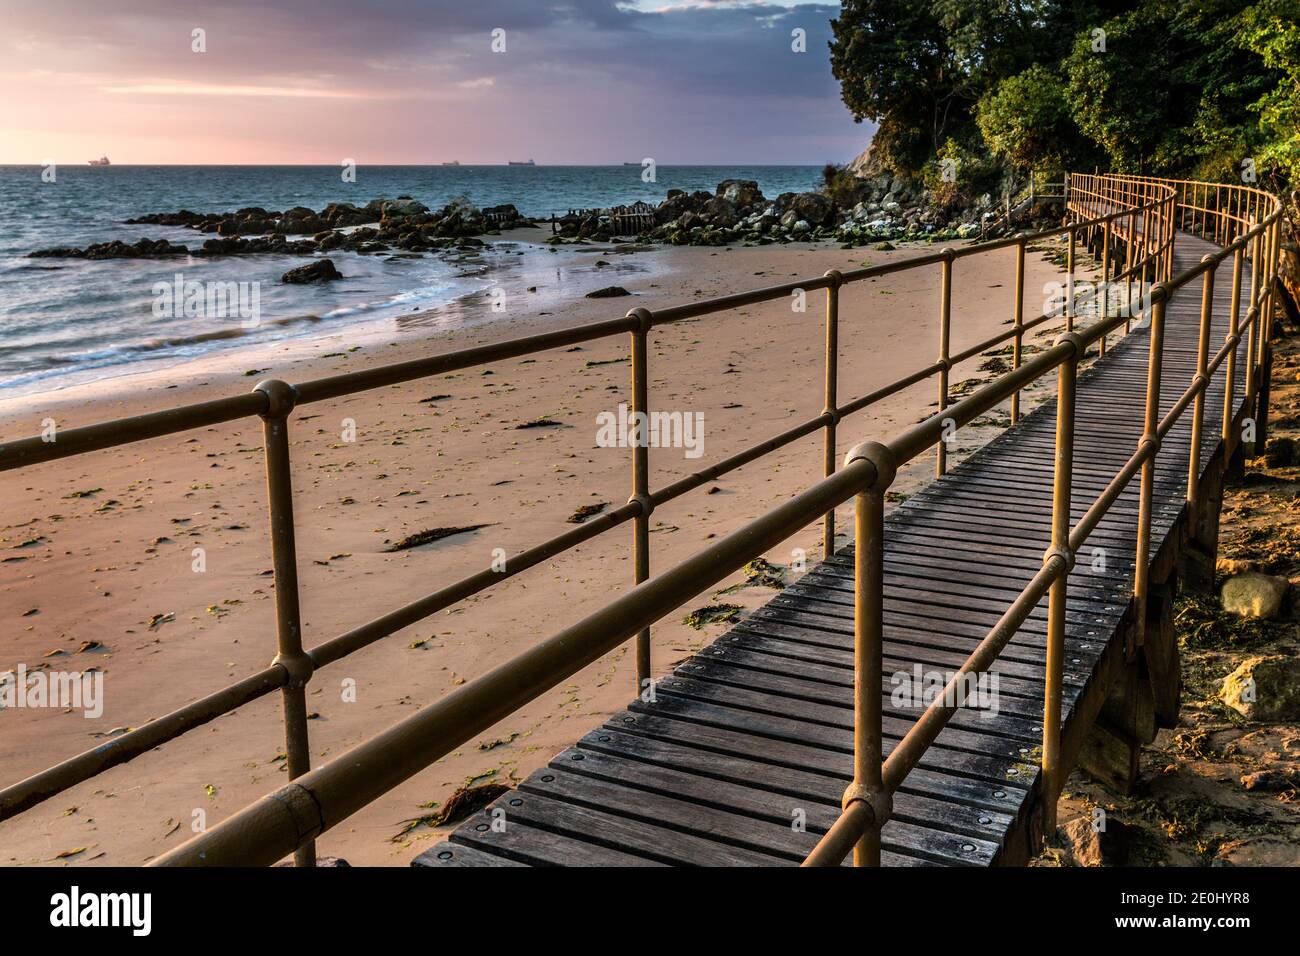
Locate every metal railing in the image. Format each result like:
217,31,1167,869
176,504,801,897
0,173,1278,867
802,172,1282,866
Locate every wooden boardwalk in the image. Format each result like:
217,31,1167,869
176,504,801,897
417,231,1249,867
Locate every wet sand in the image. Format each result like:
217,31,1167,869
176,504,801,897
0,230,1080,865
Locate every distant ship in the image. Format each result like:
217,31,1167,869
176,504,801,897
88,156,111,166
507,159,536,166
442,160,460,166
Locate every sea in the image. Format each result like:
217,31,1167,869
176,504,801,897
0,165,822,398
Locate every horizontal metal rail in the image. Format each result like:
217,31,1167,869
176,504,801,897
802,172,1282,865
2,172,1279,870
0,174,1169,834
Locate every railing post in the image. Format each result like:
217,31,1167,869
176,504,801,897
936,251,953,476
823,272,842,558
1132,297,1167,656
1042,333,1078,839
1245,228,1260,410
1066,226,1076,332
841,443,892,867
1165,195,1176,281
1216,186,1224,246
1011,239,1025,423
1262,219,1279,367
1187,259,1216,511
1099,220,1111,356
1139,204,1150,310
1223,243,1244,452
1124,209,1136,333
254,379,316,868
628,309,653,694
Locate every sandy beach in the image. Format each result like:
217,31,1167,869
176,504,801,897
0,229,1083,865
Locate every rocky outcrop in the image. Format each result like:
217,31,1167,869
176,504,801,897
41,169,1062,263
29,238,190,259
547,169,1059,248
281,258,343,283
117,195,531,247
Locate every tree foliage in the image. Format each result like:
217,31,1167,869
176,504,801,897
977,64,1080,172
829,0,1298,190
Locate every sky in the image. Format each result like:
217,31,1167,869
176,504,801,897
0,0,874,165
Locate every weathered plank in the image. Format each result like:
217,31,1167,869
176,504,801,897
416,230,1251,868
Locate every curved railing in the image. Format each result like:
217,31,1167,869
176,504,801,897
0,172,1279,867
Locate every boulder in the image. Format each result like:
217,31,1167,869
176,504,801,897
1055,816,1137,866
281,258,343,284
1263,437,1296,467
699,196,738,228
1220,655,1300,720
1220,572,1290,620
381,198,430,222
322,202,372,227
716,179,764,208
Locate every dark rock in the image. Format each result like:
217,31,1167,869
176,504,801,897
124,210,207,227
586,286,631,298
1055,817,1137,866
700,196,739,228
716,179,764,207
321,202,372,227
281,258,343,283
790,192,834,226
29,238,189,259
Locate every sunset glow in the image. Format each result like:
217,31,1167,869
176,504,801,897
1,0,866,165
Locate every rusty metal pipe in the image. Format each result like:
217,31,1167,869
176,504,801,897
151,459,878,866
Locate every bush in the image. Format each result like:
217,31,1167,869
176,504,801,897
977,64,1078,174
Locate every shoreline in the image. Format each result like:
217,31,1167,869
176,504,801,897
0,227,671,413
0,234,1080,866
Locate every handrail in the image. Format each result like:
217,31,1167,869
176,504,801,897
804,172,1282,866
0,172,1276,868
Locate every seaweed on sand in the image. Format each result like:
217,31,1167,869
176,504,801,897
385,524,493,551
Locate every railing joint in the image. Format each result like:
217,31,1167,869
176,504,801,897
272,651,315,690
626,306,654,335
843,441,896,490
1052,330,1088,361
254,378,299,420
841,782,892,828
1042,546,1075,574
627,492,655,520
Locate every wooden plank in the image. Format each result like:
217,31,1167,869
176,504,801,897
412,843,528,867
421,230,1250,868
575,729,1017,843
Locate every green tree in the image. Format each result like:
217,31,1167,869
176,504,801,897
1064,3,1188,171
831,1,1133,174
829,0,966,173
977,64,1081,172
1237,0,1300,184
